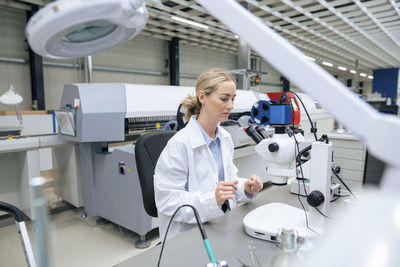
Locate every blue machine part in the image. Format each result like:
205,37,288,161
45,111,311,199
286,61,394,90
251,100,291,125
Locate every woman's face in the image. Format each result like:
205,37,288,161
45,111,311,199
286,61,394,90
198,80,236,123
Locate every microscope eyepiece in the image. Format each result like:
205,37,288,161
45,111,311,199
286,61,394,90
244,126,263,144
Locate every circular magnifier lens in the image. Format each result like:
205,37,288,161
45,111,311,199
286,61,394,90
62,20,117,43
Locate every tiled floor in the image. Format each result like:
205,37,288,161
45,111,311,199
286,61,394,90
0,206,160,267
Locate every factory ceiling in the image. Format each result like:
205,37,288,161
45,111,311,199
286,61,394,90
3,0,400,80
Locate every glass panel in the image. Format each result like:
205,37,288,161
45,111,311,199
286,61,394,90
62,20,117,43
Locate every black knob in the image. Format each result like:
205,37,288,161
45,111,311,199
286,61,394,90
268,143,279,152
307,190,325,207
334,166,341,174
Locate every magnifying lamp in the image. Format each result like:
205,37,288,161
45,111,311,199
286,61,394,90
25,0,148,59
0,85,23,126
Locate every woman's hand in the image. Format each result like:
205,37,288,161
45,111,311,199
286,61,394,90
244,174,263,195
215,180,238,206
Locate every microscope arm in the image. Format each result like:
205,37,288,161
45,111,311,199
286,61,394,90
197,0,400,190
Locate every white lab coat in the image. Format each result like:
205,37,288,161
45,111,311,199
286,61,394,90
154,116,251,241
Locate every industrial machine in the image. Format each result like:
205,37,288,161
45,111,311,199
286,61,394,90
55,83,267,247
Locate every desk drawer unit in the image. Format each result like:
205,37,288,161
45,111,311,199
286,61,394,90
330,137,366,186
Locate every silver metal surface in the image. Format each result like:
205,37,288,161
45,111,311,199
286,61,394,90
29,176,50,267
17,221,37,267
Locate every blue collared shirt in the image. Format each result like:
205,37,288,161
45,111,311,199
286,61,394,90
193,117,254,199
193,117,225,182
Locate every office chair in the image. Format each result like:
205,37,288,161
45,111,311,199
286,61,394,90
135,130,176,217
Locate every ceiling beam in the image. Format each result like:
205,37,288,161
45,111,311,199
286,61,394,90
354,0,400,61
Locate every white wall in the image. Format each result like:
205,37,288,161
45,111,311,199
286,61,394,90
92,35,169,85
179,44,238,87
0,8,31,110
257,59,284,93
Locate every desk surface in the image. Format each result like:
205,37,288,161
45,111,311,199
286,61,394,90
0,137,39,153
117,184,345,267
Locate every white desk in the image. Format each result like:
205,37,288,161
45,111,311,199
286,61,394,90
0,135,77,219
0,137,40,219
116,184,346,266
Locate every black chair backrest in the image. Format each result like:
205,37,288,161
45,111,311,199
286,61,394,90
135,131,176,217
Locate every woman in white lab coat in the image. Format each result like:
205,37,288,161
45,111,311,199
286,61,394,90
154,68,263,241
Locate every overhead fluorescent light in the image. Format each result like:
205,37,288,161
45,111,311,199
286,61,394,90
350,70,356,74
368,75,373,79
360,73,367,77
338,66,347,71
171,16,209,29
234,35,239,39
322,61,333,67
305,55,315,61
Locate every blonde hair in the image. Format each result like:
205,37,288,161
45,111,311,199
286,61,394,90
181,68,236,121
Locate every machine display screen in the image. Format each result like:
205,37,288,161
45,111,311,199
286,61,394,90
55,110,76,136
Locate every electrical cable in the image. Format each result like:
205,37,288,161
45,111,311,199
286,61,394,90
293,134,308,196
286,96,308,196
334,194,351,198
319,134,329,144
314,207,334,220
299,140,336,221
295,144,311,167
286,96,308,197
287,91,356,200
118,225,126,237
295,136,327,168
287,116,319,236
284,91,318,141
331,168,356,198
237,258,251,267
288,97,333,225
330,193,351,202
157,204,217,267
296,182,319,237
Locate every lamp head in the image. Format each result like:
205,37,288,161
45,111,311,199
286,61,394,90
25,0,148,59
0,85,23,105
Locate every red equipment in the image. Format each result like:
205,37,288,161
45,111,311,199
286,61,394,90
267,92,301,127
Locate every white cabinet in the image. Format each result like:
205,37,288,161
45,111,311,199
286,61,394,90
328,133,366,191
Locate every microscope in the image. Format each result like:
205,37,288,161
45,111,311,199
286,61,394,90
243,97,339,241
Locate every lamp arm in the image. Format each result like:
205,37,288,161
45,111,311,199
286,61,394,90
15,105,23,126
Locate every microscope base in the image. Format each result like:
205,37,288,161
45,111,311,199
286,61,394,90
243,202,320,242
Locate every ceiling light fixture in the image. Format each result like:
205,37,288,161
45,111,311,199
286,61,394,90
171,16,209,29
322,61,333,67
234,35,239,39
350,70,356,74
338,66,347,71
360,73,367,77
305,56,315,61
368,76,373,79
